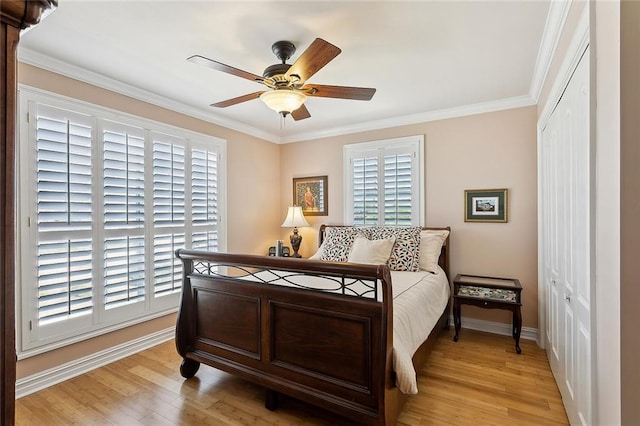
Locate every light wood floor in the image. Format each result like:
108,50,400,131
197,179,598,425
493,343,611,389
16,329,569,425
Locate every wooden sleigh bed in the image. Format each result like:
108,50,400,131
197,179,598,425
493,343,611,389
174,225,451,425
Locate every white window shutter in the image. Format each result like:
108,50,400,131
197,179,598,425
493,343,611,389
383,152,413,225
35,105,94,325
153,233,185,297
103,236,145,309
192,148,218,225
344,136,423,226
191,148,219,252
153,140,185,227
37,239,93,324
352,155,379,226
103,125,145,229
22,90,226,351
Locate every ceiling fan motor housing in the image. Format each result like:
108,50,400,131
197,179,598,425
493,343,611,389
263,40,296,81
262,63,291,79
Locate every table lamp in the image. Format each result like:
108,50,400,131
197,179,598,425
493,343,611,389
281,205,309,258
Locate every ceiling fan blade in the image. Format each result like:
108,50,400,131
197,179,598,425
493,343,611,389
291,104,311,121
210,91,265,108
304,84,376,101
285,38,341,84
188,55,264,83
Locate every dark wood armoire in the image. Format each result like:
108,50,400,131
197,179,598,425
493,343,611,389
0,1,56,424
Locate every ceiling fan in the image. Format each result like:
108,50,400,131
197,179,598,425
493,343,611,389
187,38,376,121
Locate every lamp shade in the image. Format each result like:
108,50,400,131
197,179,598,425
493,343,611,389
260,90,307,114
281,206,309,228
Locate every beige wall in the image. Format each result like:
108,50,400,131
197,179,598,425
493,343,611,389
16,64,281,378
279,106,539,329
17,315,176,378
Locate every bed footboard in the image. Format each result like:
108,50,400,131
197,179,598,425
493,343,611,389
175,251,395,425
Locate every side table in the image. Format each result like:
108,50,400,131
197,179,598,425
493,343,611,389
452,274,523,354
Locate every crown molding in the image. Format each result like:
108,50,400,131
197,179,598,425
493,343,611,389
19,47,538,145
529,0,572,103
280,95,536,144
17,47,282,143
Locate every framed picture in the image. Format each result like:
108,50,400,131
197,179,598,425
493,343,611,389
293,175,328,216
464,188,508,222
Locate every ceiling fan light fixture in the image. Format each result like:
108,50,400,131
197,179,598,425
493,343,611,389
260,90,306,115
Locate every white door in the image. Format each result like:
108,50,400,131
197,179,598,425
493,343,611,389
541,47,592,426
542,103,563,378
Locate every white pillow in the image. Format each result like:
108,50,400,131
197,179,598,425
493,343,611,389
309,240,325,260
347,236,396,265
419,230,449,273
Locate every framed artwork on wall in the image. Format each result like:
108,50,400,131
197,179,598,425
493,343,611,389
293,175,328,216
464,188,508,222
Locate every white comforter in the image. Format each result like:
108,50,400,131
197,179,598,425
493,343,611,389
389,267,450,394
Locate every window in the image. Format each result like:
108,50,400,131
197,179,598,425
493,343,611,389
18,88,226,353
344,136,424,226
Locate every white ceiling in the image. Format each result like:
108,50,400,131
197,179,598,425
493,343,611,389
18,0,552,143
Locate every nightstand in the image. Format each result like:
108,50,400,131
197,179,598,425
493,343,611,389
452,274,523,354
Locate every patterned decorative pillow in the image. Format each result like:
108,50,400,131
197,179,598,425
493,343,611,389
361,226,422,271
320,226,360,262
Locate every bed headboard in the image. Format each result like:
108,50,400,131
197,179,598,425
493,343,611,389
318,225,451,278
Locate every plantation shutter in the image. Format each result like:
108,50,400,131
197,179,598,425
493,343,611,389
103,236,145,309
152,136,186,297
102,123,146,309
35,105,94,325
153,140,185,227
191,148,219,250
352,154,379,226
153,233,185,296
345,136,423,226
21,88,227,351
383,152,413,225
103,124,145,229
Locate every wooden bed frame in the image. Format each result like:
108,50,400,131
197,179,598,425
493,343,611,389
175,226,451,425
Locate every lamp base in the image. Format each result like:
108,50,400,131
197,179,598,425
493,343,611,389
289,227,302,258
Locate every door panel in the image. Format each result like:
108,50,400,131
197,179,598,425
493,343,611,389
540,47,592,426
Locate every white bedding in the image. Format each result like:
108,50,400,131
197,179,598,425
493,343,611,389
239,265,450,394
390,267,449,394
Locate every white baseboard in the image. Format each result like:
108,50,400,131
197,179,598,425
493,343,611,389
16,327,174,399
16,318,538,399
450,315,539,343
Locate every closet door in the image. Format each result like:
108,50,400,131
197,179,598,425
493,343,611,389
542,102,563,380
541,47,592,426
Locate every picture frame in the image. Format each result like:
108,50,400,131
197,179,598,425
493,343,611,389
464,188,508,223
293,175,328,216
